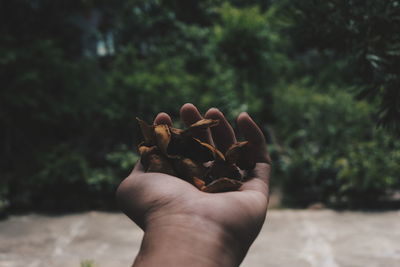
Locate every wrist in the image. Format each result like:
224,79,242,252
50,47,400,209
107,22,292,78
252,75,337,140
133,214,246,267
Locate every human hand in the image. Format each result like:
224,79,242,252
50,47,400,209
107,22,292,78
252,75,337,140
116,103,271,267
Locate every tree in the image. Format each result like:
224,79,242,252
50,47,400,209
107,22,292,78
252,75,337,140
282,0,400,134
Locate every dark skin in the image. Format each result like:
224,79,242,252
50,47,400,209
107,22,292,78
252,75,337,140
116,103,271,267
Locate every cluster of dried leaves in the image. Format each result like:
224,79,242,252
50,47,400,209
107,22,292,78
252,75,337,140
137,118,256,193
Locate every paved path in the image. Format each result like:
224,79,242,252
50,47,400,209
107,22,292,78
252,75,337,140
0,210,399,267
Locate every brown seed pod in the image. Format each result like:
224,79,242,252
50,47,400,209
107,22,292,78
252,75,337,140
225,141,248,164
172,158,207,182
192,177,206,190
186,119,219,133
225,141,256,170
147,153,177,176
137,144,176,175
170,127,184,135
136,117,256,193
202,178,243,193
136,118,154,143
167,135,217,162
154,124,171,156
206,161,242,183
138,143,157,156
197,140,225,162
138,143,157,168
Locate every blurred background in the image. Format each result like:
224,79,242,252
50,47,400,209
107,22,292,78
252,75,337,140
1,0,400,217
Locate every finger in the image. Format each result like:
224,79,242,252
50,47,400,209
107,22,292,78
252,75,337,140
131,160,145,174
133,112,171,175
180,103,213,144
237,112,270,163
204,108,236,153
154,112,173,126
240,163,271,194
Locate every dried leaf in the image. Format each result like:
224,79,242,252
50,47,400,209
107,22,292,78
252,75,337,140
202,178,243,193
237,151,256,170
170,127,184,135
146,153,176,176
167,136,216,162
166,134,187,156
136,118,154,143
172,158,207,181
187,119,219,132
206,161,242,182
136,116,253,193
198,140,225,162
138,144,159,169
226,141,256,170
225,141,248,164
237,158,256,170
138,143,157,156
154,124,171,155
192,177,206,190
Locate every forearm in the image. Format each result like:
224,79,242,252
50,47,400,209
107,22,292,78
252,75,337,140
133,214,245,267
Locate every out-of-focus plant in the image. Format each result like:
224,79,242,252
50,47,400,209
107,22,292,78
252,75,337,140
211,3,290,122
1,0,398,213
273,82,400,208
280,0,400,135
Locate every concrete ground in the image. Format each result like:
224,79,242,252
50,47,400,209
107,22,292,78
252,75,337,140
0,210,399,267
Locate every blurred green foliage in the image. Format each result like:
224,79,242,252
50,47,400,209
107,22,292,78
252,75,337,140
272,83,400,208
282,0,400,133
0,0,399,213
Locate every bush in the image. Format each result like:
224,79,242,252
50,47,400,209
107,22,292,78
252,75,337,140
1,0,398,213
273,82,400,208
7,144,138,212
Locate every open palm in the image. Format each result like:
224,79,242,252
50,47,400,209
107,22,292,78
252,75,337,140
117,103,271,257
